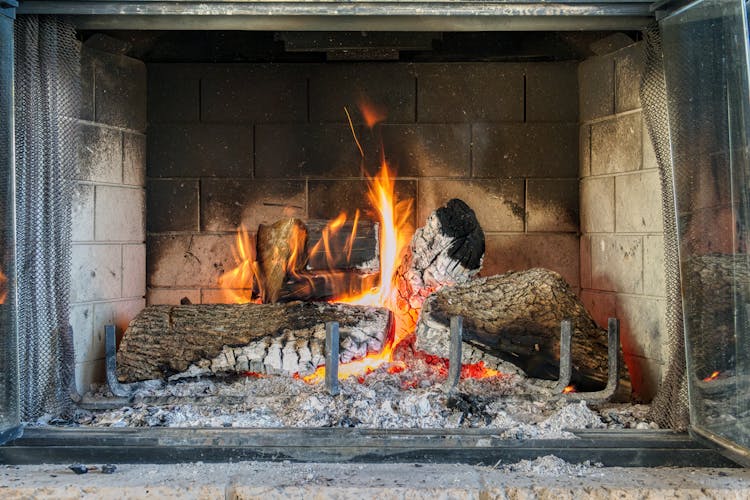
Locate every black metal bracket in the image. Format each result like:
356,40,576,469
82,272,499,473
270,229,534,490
552,319,573,393
444,316,463,393
1,1,18,20
104,324,133,398
560,317,621,403
324,321,340,396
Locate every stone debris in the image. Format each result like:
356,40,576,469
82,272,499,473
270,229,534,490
68,464,89,475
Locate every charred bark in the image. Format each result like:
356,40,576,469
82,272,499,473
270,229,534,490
395,198,484,334
117,302,391,382
415,268,627,391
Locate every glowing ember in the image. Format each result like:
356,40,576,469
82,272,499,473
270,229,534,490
703,371,721,382
562,385,576,394
0,267,7,304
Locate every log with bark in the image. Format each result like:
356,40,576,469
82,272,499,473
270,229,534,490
395,198,484,334
117,302,392,382
243,218,379,304
415,268,628,391
256,218,308,303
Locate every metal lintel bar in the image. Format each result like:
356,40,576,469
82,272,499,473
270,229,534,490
17,1,655,31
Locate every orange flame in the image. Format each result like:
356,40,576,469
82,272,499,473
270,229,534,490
359,97,387,129
218,225,261,304
562,385,576,394
303,161,413,382
0,267,7,305
703,371,720,382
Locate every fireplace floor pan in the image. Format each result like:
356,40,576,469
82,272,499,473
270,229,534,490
0,427,738,467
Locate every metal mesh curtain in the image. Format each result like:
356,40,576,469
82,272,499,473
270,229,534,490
640,23,690,431
13,15,79,420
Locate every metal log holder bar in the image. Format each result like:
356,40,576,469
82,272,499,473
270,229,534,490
556,318,622,403
102,315,622,405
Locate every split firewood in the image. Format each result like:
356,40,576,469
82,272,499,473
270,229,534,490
395,198,485,334
415,268,628,391
305,219,378,271
116,302,392,382
256,218,308,303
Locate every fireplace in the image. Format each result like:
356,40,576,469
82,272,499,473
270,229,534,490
2,0,750,468
65,30,664,396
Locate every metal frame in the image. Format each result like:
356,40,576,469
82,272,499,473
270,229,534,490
0,0,21,447
16,1,655,31
0,426,738,467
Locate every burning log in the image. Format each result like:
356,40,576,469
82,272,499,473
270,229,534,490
256,218,307,303
278,270,379,302
222,217,379,304
415,268,626,392
116,302,392,382
306,218,378,271
395,198,484,333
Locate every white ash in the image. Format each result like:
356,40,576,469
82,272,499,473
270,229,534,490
499,455,604,476
409,210,481,290
395,208,482,334
71,349,658,435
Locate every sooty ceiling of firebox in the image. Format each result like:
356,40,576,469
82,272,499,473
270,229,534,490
77,30,641,63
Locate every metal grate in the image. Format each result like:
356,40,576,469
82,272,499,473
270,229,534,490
13,15,79,420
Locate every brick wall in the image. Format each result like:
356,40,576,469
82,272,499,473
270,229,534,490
578,42,666,401
146,62,580,305
69,47,146,393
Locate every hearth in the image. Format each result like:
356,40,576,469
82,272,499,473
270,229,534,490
2,0,750,468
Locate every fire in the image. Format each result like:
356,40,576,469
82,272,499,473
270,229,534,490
222,101,500,385
303,161,413,382
562,385,576,394
0,267,7,304
703,371,721,382
218,225,261,304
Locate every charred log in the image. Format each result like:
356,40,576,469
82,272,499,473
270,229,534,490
415,268,628,392
306,219,378,270
117,302,391,382
395,198,484,333
278,270,379,302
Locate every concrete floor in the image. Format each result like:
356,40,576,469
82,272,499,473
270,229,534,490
1,460,749,499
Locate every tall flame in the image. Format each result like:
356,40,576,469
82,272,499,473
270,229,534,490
304,162,413,382
218,225,260,304
0,267,7,304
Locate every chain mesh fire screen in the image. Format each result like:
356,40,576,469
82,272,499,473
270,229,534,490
13,15,79,420
640,23,690,431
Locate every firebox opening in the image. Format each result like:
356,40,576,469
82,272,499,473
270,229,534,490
68,28,666,429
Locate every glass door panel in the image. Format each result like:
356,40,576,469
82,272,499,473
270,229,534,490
0,8,21,444
661,0,750,463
